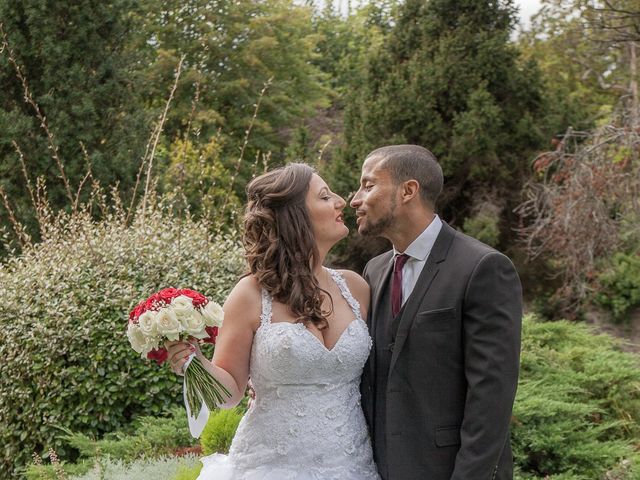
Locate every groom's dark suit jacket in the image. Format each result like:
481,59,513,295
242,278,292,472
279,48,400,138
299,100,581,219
361,221,522,480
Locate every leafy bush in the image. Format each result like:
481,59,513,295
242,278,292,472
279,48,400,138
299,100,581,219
513,316,640,479
0,203,245,477
24,406,206,480
596,252,640,322
26,457,92,480
158,137,242,223
200,408,243,455
462,210,501,248
60,406,197,463
172,463,203,480
67,455,200,480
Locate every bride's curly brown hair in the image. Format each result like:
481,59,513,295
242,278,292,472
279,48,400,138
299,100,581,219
243,163,330,329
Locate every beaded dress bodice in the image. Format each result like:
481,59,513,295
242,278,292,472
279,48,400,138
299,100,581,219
198,269,379,480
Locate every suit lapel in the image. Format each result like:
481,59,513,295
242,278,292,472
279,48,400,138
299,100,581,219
371,253,394,326
387,222,456,378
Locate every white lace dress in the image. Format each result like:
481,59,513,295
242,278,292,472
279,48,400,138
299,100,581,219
197,269,379,480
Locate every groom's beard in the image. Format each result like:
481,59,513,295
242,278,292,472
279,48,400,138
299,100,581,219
359,197,397,237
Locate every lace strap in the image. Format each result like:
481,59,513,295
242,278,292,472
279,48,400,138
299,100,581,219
326,268,363,321
260,288,273,325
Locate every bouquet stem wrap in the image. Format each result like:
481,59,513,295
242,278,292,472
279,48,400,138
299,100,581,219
183,353,232,438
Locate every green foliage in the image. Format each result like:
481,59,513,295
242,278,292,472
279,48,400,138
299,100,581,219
139,0,328,172
158,137,242,222
26,460,93,480
312,1,397,93
24,406,201,479
462,209,501,248
597,252,640,322
200,408,243,455
342,0,546,229
0,0,149,216
513,316,640,478
172,463,203,480
60,406,197,463
0,201,245,477
66,455,200,480
518,0,631,131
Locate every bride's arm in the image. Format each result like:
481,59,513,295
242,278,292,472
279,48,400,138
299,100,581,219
166,275,261,409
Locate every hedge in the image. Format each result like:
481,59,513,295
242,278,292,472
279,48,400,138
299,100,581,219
0,205,245,477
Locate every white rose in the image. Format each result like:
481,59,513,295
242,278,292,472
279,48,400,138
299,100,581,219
181,310,208,339
202,301,224,327
155,308,182,341
137,310,158,336
127,322,148,354
171,295,195,318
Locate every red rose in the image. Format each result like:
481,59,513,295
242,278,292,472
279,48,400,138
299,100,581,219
179,288,208,308
144,295,156,310
203,326,219,344
147,348,169,365
129,301,147,322
158,288,180,302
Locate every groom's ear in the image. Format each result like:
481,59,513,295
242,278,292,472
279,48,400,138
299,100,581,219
400,179,420,203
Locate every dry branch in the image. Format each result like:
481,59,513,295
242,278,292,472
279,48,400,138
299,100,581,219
215,77,273,232
0,186,31,248
516,107,640,315
141,55,186,217
0,23,74,207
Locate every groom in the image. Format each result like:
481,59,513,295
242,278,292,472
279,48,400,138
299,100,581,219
351,145,522,480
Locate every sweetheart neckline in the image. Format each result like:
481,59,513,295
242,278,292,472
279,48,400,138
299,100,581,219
259,318,365,353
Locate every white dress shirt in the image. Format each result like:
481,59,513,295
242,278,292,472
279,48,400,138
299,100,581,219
392,214,443,307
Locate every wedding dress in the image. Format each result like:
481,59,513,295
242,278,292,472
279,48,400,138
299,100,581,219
197,268,380,480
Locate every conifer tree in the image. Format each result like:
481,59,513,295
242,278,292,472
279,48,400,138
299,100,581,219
342,0,547,234
0,0,149,213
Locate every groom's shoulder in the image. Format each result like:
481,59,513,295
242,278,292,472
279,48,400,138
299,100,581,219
447,224,513,266
450,228,496,256
363,250,394,274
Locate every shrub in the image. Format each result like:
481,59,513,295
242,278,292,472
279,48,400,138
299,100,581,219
0,203,245,477
172,463,203,480
200,408,243,455
462,210,501,248
25,406,201,480
60,406,197,463
596,251,640,322
26,455,92,480
67,455,200,480
158,137,243,224
513,316,640,479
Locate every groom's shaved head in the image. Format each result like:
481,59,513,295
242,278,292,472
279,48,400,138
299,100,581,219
366,145,443,208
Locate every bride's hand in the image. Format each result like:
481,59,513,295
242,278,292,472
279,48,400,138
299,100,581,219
165,340,197,376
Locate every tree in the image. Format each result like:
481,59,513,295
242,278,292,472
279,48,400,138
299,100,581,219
138,0,328,180
518,0,639,129
0,0,150,217
516,113,639,317
515,0,640,318
342,0,548,237
311,0,398,93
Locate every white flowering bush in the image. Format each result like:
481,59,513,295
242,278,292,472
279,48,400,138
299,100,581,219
0,204,245,477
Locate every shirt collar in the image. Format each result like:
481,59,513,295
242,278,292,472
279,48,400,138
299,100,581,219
393,214,442,261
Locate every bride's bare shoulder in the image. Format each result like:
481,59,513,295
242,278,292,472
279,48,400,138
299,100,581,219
336,269,370,314
223,275,262,325
337,270,369,292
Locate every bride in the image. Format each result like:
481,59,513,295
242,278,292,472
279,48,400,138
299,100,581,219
166,163,380,479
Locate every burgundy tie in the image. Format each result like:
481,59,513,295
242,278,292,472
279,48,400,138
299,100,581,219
391,253,410,317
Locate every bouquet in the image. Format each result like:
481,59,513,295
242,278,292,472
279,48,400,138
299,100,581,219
127,288,231,431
